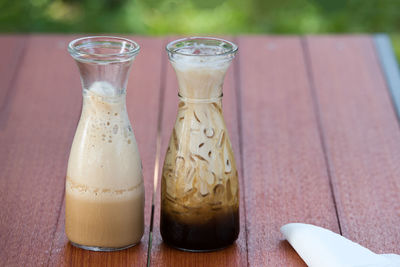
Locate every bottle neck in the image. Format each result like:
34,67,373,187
74,58,133,97
178,93,222,104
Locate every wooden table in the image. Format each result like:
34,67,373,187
1,35,399,266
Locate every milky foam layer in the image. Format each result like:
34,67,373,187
172,59,230,99
167,38,236,70
89,81,118,97
67,81,143,197
66,81,144,248
171,54,231,71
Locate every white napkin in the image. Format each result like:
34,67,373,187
280,223,400,267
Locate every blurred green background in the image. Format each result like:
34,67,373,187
1,0,400,57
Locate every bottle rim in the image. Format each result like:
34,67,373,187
166,37,238,57
68,36,140,63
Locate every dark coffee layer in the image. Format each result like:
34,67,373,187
160,208,239,251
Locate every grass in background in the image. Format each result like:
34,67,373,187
0,0,399,59
391,34,400,61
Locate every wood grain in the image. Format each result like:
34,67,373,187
0,35,27,128
150,37,248,267
306,36,400,253
237,36,340,266
0,35,81,267
49,37,165,267
1,35,399,267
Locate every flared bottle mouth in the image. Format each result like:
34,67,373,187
166,37,238,59
68,36,140,63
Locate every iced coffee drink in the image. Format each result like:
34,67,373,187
66,37,144,251
161,37,239,251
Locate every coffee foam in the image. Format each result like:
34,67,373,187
170,41,233,69
66,81,144,248
171,57,230,99
171,55,231,70
89,81,117,97
67,83,143,198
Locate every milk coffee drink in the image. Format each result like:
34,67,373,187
66,81,144,249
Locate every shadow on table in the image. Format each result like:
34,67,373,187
54,241,147,266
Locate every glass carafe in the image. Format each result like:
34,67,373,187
66,36,144,251
160,37,239,252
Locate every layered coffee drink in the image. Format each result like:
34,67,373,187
161,38,239,251
66,81,144,249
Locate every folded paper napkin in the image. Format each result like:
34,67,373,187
280,223,400,267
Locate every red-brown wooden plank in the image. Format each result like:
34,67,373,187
238,36,340,266
150,37,248,266
306,36,400,253
0,35,164,266
0,35,27,127
0,35,81,266
49,36,164,266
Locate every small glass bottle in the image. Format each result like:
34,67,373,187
160,37,239,252
66,36,144,251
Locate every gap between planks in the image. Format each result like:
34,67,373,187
303,35,400,252
233,36,250,267
146,37,169,266
300,36,343,235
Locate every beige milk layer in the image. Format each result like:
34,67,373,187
66,82,144,248
172,56,230,99
162,58,239,224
